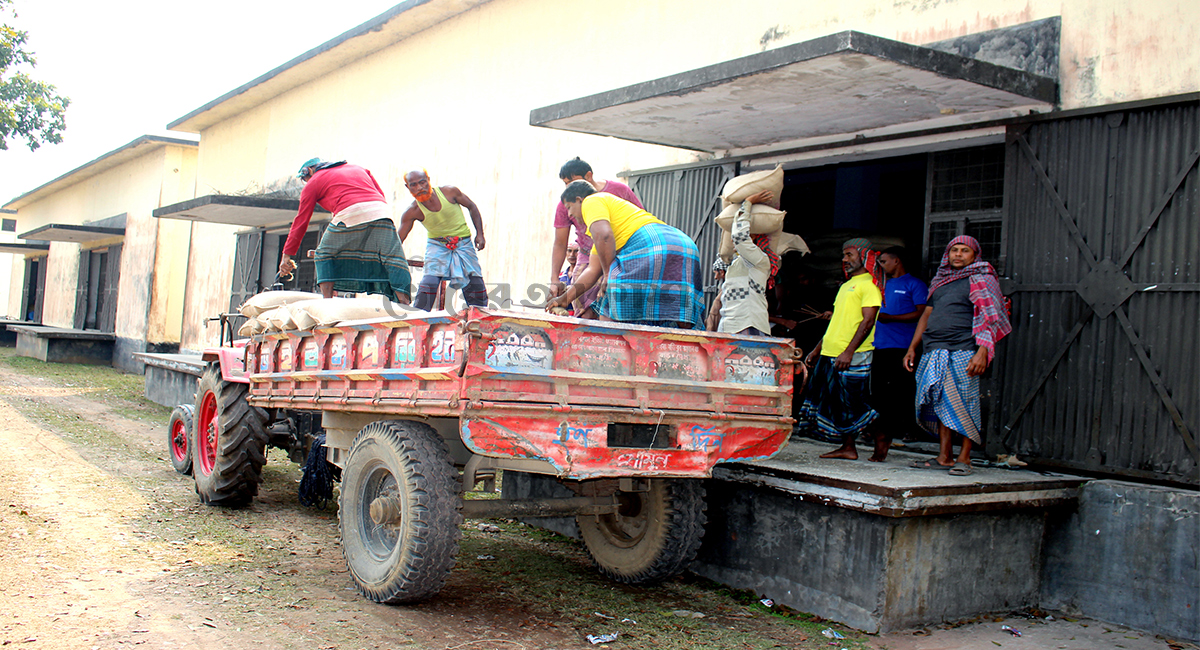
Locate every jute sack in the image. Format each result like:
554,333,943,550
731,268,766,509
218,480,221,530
718,230,735,265
720,230,809,266
714,203,786,234
239,291,322,318
259,306,297,332
722,165,784,204
289,297,409,331
770,231,811,256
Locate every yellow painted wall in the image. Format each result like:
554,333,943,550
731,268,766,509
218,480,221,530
180,0,1197,349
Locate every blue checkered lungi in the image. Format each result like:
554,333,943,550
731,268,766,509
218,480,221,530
314,219,411,298
592,222,704,328
915,348,982,443
799,353,879,442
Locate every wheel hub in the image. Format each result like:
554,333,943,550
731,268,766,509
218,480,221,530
369,496,403,525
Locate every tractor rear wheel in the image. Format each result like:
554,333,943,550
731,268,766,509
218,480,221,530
340,420,462,604
577,478,707,584
192,364,269,507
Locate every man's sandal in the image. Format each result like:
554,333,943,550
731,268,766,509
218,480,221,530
910,457,951,470
948,462,975,476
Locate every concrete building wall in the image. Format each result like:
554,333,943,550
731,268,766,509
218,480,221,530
4,141,198,368
177,0,1198,350
1042,480,1200,641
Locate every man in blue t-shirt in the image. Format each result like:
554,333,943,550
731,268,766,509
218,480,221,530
873,247,929,444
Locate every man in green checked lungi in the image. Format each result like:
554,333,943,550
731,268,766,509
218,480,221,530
279,158,412,304
398,169,490,311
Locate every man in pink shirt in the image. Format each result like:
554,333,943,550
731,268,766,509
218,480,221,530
549,157,643,318
279,158,411,304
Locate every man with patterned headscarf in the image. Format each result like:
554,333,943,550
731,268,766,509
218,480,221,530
279,158,411,303
903,235,1011,476
717,190,780,336
800,237,887,461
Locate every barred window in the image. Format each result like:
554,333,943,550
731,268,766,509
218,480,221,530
929,146,1005,213
1,218,14,232
924,144,1006,275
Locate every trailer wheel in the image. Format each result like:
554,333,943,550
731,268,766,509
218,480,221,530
167,404,195,475
340,420,462,604
192,364,269,507
577,478,707,584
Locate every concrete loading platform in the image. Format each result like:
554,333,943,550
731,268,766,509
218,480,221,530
697,439,1084,633
0,320,38,347
133,352,206,408
11,325,115,365
507,439,1197,640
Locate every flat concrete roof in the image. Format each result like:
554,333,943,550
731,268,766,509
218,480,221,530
153,194,329,229
3,134,198,210
531,31,1057,154
168,0,490,133
19,223,125,244
0,243,50,256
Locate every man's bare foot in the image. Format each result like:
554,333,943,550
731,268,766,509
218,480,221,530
820,445,858,460
868,435,890,462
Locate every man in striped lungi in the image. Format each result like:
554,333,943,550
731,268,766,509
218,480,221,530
903,236,1012,477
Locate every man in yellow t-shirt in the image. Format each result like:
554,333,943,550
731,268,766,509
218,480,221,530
799,238,887,461
546,181,704,328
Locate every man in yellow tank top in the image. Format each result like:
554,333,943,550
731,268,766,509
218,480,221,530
398,170,489,310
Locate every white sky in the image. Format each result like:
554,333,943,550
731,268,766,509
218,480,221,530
0,0,403,206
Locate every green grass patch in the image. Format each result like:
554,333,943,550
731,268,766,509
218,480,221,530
0,347,171,421
456,519,873,649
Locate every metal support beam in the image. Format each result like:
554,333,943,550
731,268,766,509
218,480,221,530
461,496,620,519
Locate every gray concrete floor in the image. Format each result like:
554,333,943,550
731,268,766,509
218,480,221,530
871,616,1191,649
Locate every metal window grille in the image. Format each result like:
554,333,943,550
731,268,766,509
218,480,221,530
1,218,14,232
929,145,1005,213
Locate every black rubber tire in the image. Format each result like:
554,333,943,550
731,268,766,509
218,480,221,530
577,478,707,584
191,364,269,507
167,404,195,475
340,420,462,604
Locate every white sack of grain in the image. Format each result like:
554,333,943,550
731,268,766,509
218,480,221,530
714,203,787,234
239,291,322,318
722,165,784,204
771,232,811,256
289,297,410,331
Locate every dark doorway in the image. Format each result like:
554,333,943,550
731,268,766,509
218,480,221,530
771,155,928,354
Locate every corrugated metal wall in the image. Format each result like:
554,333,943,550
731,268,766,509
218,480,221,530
997,100,1199,484
628,163,736,307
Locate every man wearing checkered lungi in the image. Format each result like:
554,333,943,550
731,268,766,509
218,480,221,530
279,159,411,303
800,238,888,461
903,236,1011,477
546,180,704,329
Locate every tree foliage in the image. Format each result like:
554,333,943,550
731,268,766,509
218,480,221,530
0,1,68,151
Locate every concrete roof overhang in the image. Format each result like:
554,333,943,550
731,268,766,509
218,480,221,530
529,31,1058,155
153,194,328,229
19,224,125,244
3,135,199,210
167,0,491,133
0,243,50,256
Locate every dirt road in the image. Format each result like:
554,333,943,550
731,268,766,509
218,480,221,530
0,353,1182,650
0,355,866,650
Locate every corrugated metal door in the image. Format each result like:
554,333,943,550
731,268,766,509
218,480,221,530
628,163,737,308
998,100,1198,483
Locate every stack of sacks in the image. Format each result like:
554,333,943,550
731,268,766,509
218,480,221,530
287,297,410,331
715,165,809,262
237,291,321,336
